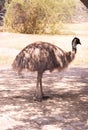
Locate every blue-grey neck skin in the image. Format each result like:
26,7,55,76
72,47,77,53
72,37,81,53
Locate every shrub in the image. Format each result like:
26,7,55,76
4,0,75,34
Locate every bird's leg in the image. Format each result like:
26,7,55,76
17,69,23,78
36,72,43,100
40,73,44,97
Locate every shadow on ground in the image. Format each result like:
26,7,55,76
0,67,88,130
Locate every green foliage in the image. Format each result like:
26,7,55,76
4,0,75,34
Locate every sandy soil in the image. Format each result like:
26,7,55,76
0,32,88,130
0,67,88,130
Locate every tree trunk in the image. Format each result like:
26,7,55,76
80,0,88,8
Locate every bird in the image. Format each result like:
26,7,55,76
12,37,81,101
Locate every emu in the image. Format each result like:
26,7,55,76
12,37,81,100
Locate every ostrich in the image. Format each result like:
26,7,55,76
12,37,81,100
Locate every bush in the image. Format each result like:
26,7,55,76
4,0,75,34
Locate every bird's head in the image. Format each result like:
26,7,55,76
72,37,81,53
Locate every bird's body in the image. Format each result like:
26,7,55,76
13,41,75,73
12,37,81,100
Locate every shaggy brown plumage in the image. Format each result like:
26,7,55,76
12,37,81,100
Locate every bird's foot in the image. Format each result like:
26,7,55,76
33,94,49,102
33,96,43,102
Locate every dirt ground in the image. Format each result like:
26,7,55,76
0,32,88,130
0,66,88,130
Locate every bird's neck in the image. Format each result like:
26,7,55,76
72,47,77,54
72,42,77,54
66,51,75,64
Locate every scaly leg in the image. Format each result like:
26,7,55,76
36,72,43,101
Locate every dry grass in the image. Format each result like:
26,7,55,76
0,22,88,67
0,55,14,66
62,22,88,35
0,32,88,67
